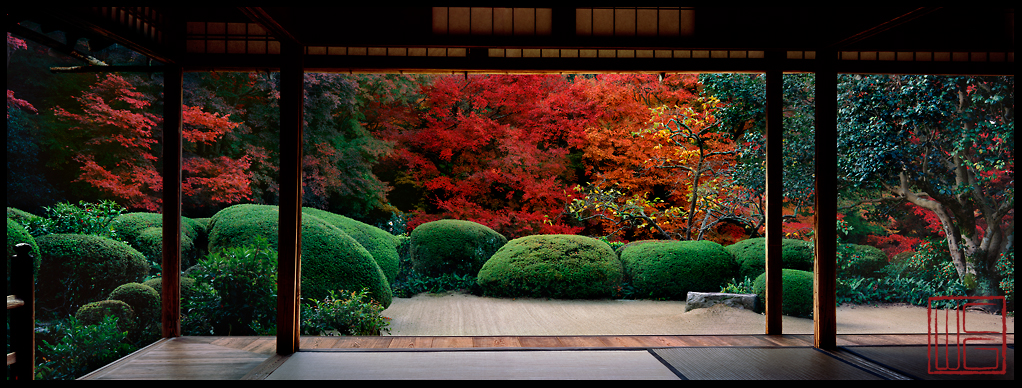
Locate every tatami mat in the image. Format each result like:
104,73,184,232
842,345,1014,380
650,347,886,380
264,349,682,380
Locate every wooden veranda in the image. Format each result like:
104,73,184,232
7,6,1015,380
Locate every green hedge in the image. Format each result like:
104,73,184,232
619,240,739,300
752,269,814,318
725,237,815,280
302,207,400,284
477,234,623,299
7,217,41,294
35,233,151,315
207,204,392,307
410,219,507,277
107,282,160,329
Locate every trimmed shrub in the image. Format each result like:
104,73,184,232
619,240,739,300
726,237,815,280
75,300,135,331
837,243,888,278
477,234,623,299
35,234,151,314
752,269,814,318
410,219,507,277
7,207,38,226
207,204,392,307
302,207,400,284
7,217,41,294
108,282,160,330
112,212,206,269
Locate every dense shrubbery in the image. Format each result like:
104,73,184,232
184,237,278,336
74,300,135,332
410,219,507,277
477,234,623,299
302,288,391,336
35,316,136,380
107,282,161,336
752,269,814,318
111,212,209,270
21,200,125,239
34,233,150,315
725,237,814,280
620,240,738,300
207,204,393,308
7,216,41,294
837,243,888,278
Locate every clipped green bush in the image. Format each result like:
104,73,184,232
111,212,207,269
410,219,507,277
302,207,400,284
7,217,41,294
726,237,815,280
477,234,623,299
207,204,392,307
75,300,135,330
108,282,160,329
35,233,151,314
753,269,814,318
837,243,888,278
7,207,38,226
619,240,739,300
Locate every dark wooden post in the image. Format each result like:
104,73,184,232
813,49,838,349
162,65,184,338
9,243,35,380
277,41,305,355
764,56,784,335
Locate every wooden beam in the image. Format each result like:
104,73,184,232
813,49,838,350
161,65,183,338
276,40,304,355
764,54,784,335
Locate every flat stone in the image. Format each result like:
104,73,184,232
685,292,757,312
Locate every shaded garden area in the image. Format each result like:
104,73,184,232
7,26,1015,379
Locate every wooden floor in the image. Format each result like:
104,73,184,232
78,333,1013,380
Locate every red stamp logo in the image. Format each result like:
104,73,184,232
927,296,1008,375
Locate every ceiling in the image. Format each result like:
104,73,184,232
7,6,1015,74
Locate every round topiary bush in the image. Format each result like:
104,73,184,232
752,269,814,318
837,243,888,278
7,217,41,294
112,212,206,269
302,207,400,284
108,282,160,327
35,233,151,314
207,204,392,307
410,219,507,277
619,240,739,300
75,299,135,331
476,234,623,299
725,237,815,280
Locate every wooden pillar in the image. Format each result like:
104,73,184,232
9,244,36,380
161,65,183,338
813,50,838,349
764,59,784,335
277,41,304,355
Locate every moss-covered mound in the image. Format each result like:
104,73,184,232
726,237,815,280
207,204,392,307
111,212,207,269
301,207,400,284
619,240,739,300
410,219,507,277
108,282,160,327
477,234,623,299
837,243,888,278
75,300,135,331
35,233,151,314
7,217,41,294
752,269,814,318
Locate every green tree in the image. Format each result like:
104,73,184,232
836,75,1013,301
